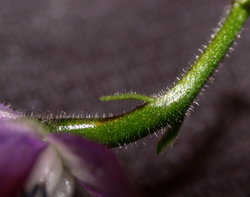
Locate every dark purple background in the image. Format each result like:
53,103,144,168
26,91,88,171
0,0,250,196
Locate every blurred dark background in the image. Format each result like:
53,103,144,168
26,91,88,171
0,0,250,196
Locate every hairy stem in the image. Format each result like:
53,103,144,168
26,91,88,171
43,1,250,147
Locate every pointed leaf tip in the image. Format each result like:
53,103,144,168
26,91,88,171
157,116,184,154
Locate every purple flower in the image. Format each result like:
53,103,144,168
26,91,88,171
0,104,138,197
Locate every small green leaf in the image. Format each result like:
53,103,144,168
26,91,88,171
157,116,184,154
100,93,155,103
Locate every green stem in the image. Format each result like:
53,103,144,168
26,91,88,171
43,1,250,147
100,93,155,103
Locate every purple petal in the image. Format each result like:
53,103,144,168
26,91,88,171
48,133,139,197
0,103,21,120
0,121,48,197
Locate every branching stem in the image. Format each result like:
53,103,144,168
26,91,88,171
43,1,250,148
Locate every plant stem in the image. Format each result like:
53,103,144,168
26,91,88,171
44,1,250,147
